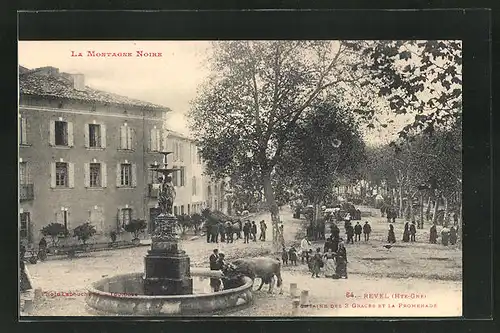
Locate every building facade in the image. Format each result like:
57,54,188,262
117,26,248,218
19,66,173,245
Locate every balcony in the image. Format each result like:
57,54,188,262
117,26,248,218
148,183,160,198
20,184,34,201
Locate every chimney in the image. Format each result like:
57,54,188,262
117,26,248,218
35,66,60,76
71,73,85,91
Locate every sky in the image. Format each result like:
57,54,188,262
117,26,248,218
18,40,407,144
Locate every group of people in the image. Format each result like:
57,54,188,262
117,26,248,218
430,224,459,246
386,221,459,246
299,234,348,279
205,219,267,244
387,222,417,243
343,220,372,244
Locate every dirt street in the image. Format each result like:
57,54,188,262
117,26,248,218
25,206,462,317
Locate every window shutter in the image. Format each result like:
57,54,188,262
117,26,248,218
150,129,157,151
67,122,74,147
127,127,133,150
180,143,184,162
21,118,27,144
162,130,167,151
101,124,107,148
49,120,55,146
116,163,121,187
131,164,137,187
84,163,90,188
120,126,126,149
101,162,107,187
68,163,75,188
156,129,162,152
84,124,89,148
50,162,56,188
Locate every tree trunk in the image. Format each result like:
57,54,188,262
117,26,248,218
432,194,440,225
398,186,404,218
425,195,432,221
262,170,282,252
419,193,424,229
409,196,414,223
443,196,449,227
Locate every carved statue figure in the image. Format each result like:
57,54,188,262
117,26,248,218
158,175,176,215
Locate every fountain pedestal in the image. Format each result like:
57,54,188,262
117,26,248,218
143,214,193,295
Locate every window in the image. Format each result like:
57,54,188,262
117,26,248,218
207,185,212,196
174,206,178,215
197,149,202,164
20,212,30,239
19,117,27,145
89,163,101,187
150,128,161,152
56,162,68,187
50,120,73,147
89,124,101,147
181,205,185,215
180,167,185,186
19,162,28,185
120,124,133,150
85,123,106,148
116,163,136,188
121,164,132,186
192,176,197,195
121,208,132,228
55,121,68,146
187,204,191,215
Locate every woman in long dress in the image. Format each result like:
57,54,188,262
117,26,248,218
334,239,348,279
323,248,336,278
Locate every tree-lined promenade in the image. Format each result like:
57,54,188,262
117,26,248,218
188,40,462,251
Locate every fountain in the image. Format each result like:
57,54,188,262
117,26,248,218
85,151,253,315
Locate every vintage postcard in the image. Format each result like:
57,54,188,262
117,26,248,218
18,40,462,317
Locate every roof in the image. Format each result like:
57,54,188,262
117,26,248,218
19,66,170,112
166,129,194,141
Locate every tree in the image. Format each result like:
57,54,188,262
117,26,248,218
189,41,364,251
177,214,192,235
191,213,203,235
124,219,147,240
279,98,366,229
73,222,96,245
357,40,462,139
40,223,69,247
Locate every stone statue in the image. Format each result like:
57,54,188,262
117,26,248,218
158,175,176,215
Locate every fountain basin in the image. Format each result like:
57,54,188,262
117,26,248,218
85,268,253,315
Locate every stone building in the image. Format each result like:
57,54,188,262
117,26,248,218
18,65,211,245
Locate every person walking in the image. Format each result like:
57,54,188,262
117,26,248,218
225,221,233,243
363,221,371,241
441,226,450,246
449,226,458,245
219,221,226,243
354,222,362,242
209,249,222,292
300,236,312,264
402,222,410,242
242,221,250,244
334,238,348,279
410,221,417,242
311,248,322,278
251,221,257,242
429,224,438,244
346,223,354,244
323,248,336,278
387,224,396,243
259,220,267,241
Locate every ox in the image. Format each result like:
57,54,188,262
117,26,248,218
224,257,283,294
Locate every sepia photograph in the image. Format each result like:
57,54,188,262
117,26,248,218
18,40,463,317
